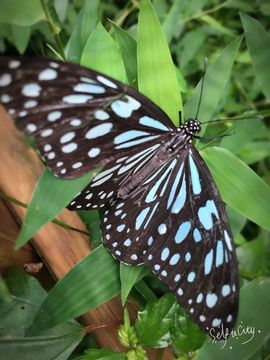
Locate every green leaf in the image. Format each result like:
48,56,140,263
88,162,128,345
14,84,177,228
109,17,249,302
0,0,44,26
0,269,84,360
171,308,206,354
219,119,265,154
226,206,246,236
241,13,270,99
11,25,31,54
197,278,270,360
120,263,149,305
137,0,182,125
81,22,127,83
238,141,270,165
201,147,270,231
135,294,178,348
237,235,270,276
162,0,185,43
110,21,138,88
74,348,126,360
1,269,47,337
65,0,99,62
175,27,207,71
16,168,97,248
201,15,235,37
184,37,242,133
28,246,120,335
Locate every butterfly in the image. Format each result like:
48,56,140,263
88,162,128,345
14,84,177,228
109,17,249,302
0,57,239,336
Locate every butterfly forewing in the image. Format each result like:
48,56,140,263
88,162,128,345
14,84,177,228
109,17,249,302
0,57,173,179
101,145,239,334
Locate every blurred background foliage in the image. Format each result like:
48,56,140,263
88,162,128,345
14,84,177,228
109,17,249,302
0,0,270,359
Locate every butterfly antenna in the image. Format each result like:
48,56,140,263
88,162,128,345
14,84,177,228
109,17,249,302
200,114,264,125
194,57,208,120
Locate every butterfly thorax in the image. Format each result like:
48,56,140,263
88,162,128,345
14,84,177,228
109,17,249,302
118,127,195,199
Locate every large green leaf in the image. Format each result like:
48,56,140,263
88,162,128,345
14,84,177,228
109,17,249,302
28,246,120,335
197,278,270,360
201,147,270,231
0,0,44,26
16,168,97,248
241,13,270,99
81,22,127,83
184,37,242,133
111,21,138,88
0,270,84,360
137,0,182,125
65,0,99,62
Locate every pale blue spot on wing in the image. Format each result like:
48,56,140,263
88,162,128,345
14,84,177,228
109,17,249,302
224,230,233,251
169,253,180,265
167,163,184,209
198,200,219,230
145,160,177,203
63,94,93,104
216,240,224,267
177,288,183,296
222,285,231,297
193,228,202,242
139,116,169,131
185,252,191,262
189,154,202,194
144,202,159,229
206,293,218,308
171,175,186,214
111,95,141,118
161,247,170,261
187,272,196,282
114,130,150,145
204,249,213,275
85,123,113,139
135,207,150,230
175,221,191,244
115,135,159,149
39,68,57,80
74,83,105,94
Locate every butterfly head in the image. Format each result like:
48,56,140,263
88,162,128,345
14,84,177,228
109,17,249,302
185,119,201,134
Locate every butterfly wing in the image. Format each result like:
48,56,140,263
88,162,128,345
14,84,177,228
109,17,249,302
0,57,174,180
101,145,239,334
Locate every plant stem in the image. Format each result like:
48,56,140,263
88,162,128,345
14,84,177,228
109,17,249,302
181,0,232,24
0,191,89,236
40,0,65,59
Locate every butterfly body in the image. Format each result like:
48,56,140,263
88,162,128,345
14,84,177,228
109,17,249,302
0,57,239,336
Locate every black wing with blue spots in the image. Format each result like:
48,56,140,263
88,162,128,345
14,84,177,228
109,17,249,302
0,56,239,337
101,144,239,335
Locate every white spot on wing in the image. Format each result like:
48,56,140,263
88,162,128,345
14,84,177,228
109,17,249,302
0,73,12,87
97,75,117,89
39,68,58,80
22,83,41,97
85,123,112,139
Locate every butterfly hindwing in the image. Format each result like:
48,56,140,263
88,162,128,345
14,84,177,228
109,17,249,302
0,57,173,179
101,145,239,334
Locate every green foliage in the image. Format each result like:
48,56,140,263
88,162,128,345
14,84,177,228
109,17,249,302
16,168,98,248
27,246,120,335
0,269,84,360
0,0,270,358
